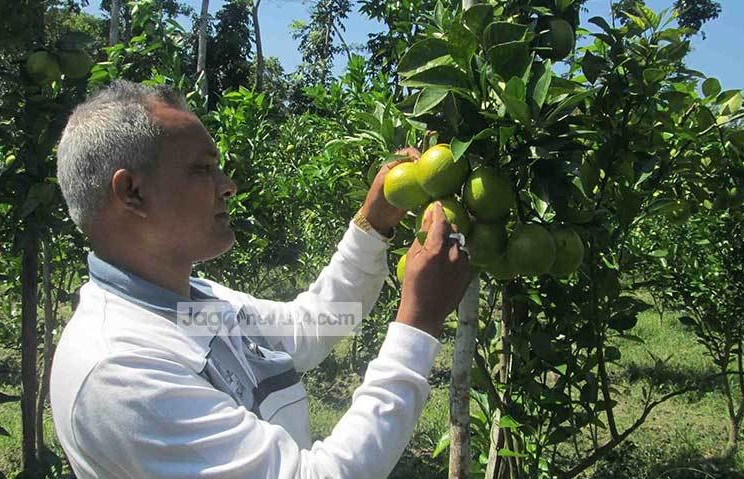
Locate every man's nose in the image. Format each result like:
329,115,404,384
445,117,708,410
219,171,237,198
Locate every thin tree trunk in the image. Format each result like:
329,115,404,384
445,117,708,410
722,342,740,458
109,0,121,45
35,239,54,463
197,0,210,102
21,231,39,472
448,278,480,478
252,0,264,92
485,286,511,479
446,3,478,475
21,2,44,470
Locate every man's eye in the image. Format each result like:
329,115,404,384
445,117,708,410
197,164,215,173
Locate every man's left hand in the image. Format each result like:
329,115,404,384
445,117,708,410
360,147,421,237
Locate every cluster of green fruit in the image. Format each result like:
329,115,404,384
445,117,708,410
384,144,584,282
25,49,93,86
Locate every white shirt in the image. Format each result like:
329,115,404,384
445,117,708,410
50,222,442,478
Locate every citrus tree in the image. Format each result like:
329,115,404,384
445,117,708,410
366,0,744,476
631,209,744,459
0,0,98,472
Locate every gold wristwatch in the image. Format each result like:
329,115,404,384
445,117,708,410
353,209,395,242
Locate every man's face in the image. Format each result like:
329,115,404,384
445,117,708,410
140,102,237,263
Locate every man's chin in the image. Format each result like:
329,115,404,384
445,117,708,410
196,232,236,262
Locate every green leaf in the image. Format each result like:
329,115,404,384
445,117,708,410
546,426,578,446
483,22,529,49
719,91,743,116
498,415,522,429
451,137,473,163
463,4,495,37
544,90,593,124
581,52,605,84
432,431,450,457
643,68,665,85
449,23,478,66
0,392,19,404
637,4,661,29
505,77,526,101
498,448,527,458
21,183,56,218
649,249,668,258
499,126,515,148
413,88,448,116
588,16,613,35
531,331,557,361
400,65,470,90
608,313,638,332
604,346,621,362
398,38,450,75
532,61,552,109
702,78,721,98
678,315,697,327
502,94,531,125
487,41,532,81
472,128,498,141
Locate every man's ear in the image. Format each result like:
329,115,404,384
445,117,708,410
111,168,148,218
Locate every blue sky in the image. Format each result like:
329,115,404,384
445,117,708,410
85,0,742,89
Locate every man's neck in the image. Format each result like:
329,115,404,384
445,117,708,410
92,245,193,299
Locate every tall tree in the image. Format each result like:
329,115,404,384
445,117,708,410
674,0,721,38
203,0,253,104
612,0,721,37
109,0,120,44
251,0,264,92
197,0,210,101
291,0,351,86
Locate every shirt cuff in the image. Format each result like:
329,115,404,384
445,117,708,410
378,322,442,377
350,220,393,245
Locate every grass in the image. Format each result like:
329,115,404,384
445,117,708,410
0,293,742,478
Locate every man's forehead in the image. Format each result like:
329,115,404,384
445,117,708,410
149,100,217,155
149,100,202,131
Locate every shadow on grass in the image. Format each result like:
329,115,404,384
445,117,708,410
588,441,744,479
390,443,447,479
619,361,724,395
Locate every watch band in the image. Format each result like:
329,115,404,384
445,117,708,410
353,209,395,242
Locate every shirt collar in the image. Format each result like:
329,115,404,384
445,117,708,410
87,252,218,319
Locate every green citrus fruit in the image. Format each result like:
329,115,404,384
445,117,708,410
487,253,514,280
537,17,575,61
665,200,691,224
549,227,584,276
384,162,430,211
467,222,507,268
463,167,515,222
506,224,556,275
396,254,407,283
25,51,61,85
58,49,93,80
415,144,469,198
417,198,472,237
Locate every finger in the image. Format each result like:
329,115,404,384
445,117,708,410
447,242,461,263
425,202,451,253
407,235,424,262
420,203,435,232
382,159,404,173
397,147,421,161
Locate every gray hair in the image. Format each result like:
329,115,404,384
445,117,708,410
57,80,188,231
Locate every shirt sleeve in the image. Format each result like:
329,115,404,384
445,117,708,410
238,221,391,372
71,322,441,479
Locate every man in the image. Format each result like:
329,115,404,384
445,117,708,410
50,80,470,478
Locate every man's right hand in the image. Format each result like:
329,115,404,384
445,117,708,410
395,202,471,338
